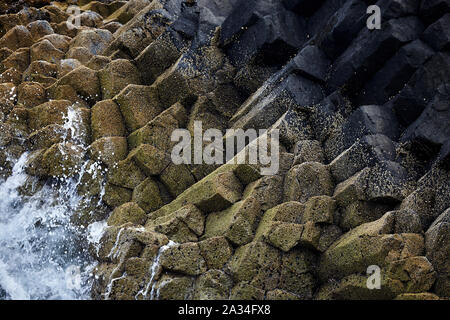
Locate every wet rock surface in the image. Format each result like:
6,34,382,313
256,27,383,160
0,0,448,300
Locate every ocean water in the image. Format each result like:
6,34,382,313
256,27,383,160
0,107,107,300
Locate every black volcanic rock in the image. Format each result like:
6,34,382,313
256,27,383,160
421,13,450,51
358,39,435,105
419,0,450,24
220,0,306,67
401,84,450,158
328,16,424,95
389,52,450,127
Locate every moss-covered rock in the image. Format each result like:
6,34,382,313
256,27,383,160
99,59,141,99
2,47,30,73
339,200,392,231
425,208,450,297
17,82,45,108
175,204,205,237
41,142,85,178
230,282,265,300
228,241,281,290
108,202,147,227
160,242,207,276
0,26,33,51
146,204,204,243
278,249,317,299
48,66,100,105
284,162,334,203
315,273,402,300
254,201,304,241
153,274,194,300
193,270,232,300
128,144,171,176
127,102,187,152
113,84,163,132
160,163,196,197
69,28,113,56
132,177,164,213
394,293,440,300
266,222,303,252
91,99,126,141
303,196,336,224
241,175,283,211
147,213,198,243
103,182,133,208
204,197,261,246
319,213,424,281
27,100,71,131
198,237,233,270
108,156,146,189
30,39,65,64
90,136,128,167
266,289,300,300
387,256,436,293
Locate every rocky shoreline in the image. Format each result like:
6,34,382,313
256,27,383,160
0,0,449,300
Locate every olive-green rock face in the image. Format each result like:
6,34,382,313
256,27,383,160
284,162,334,203
319,212,425,282
128,144,170,176
108,202,147,227
254,201,304,241
160,163,196,197
303,196,336,224
204,197,261,246
160,242,207,276
132,177,164,213
41,142,85,178
339,200,392,231
90,136,128,167
91,99,126,141
114,84,163,132
230,282,265,300
17,82,45,108
148,170,243,220
425,208,450,296
153,274,194,300
146,204,205,243
103,182,132,208
107,156,146,189
193,270,232,300
27,99,72,131
228,241,281,290
127,102,187,150
266,222,304,252
99,59,141,99
48,66,101,104
198,237,233,270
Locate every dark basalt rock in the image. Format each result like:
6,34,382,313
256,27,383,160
419,0,450,24
2,0,450,302
328,16,424,96
283,0,327,17
358,39,435,105
401,84,450,158
389,52,450,127
220,0,306,68
421,13,450,51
